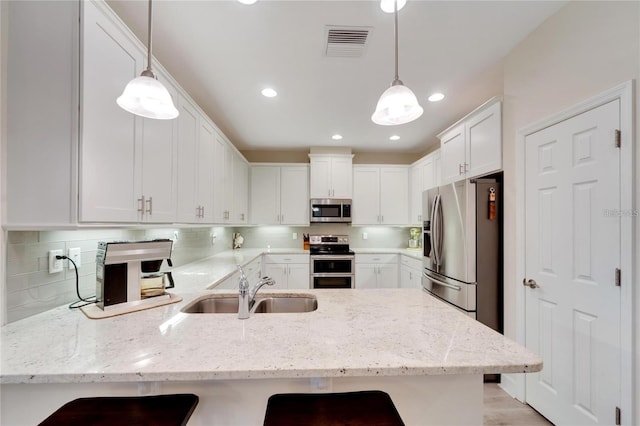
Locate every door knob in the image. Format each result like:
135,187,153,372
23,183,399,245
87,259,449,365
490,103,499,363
523,278,539,289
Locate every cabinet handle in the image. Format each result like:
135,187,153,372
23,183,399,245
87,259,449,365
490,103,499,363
459,164,463,175
381,215,384,223
464,163,469,172
281,214,284,223
138,196,145,214
145,197,153,215
201,206,205,218
241,213,245,221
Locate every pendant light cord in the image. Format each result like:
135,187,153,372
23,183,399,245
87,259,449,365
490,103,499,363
393,0,399,82
147,0,153,73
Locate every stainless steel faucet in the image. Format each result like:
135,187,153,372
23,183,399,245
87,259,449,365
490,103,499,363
237,265,275,319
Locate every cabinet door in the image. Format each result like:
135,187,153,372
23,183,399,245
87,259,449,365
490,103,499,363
440,124,466,185
263,264,288,290
422,157,435,191
309,157,332,198
400,265,421,289
355,264,377,289
352,167,380,225
280,166,309,225
80,2,144,222
223,142,235,222
250,166,280,224
139,71,177,223
377,263,399,288
331,157,353,198
409,162,423,225
233,156,249,224
466,101,502,178
211,134,227,223
287,263,310,289
379,167,408,225
433,150,442,187
176,96,199,222
197,119,216,222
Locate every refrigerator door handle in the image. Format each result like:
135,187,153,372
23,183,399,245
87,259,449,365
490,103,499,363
432,194,444,266
429,194,439,265
422,272,462,291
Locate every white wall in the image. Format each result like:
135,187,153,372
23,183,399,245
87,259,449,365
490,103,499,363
501,1,640,423
1,0,8,326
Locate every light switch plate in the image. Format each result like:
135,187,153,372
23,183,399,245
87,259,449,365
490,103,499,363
362,232,368,240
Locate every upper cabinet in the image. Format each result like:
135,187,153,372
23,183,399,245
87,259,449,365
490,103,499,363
5,0,249,228
309,154,353,199
439,99,502,185
409,149,441,226
250,165,309,225
353,166,408,225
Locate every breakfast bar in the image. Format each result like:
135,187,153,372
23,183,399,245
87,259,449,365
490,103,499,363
0,289,541,425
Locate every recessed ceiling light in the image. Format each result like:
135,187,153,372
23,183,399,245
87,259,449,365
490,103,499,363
380,0,406,13
389,135,400,141
332,134,343,140
238,0,257,4
261,88,277,98
428,93,445,102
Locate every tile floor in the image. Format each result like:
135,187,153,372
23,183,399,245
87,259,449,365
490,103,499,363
484,383,553,425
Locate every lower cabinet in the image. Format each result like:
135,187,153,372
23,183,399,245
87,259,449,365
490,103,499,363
355,254,398,289
400,255,423,289
262,254,310,289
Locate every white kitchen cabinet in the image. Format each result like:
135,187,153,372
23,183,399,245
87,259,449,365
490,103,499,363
250,165,309,225
352,166,408,225
176,96,215,223
262,254,310,289
79,0,143,222
309,154,353,199
440,99,502,185
233,156,250,224
355,254,398,289
400,255,423,289
409,149,441,226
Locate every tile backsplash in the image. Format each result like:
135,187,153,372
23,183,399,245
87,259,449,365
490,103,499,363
4,225,416,323
5,227,231,323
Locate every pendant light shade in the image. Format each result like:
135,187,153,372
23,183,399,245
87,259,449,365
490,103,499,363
117,0,178,120
371,80,423,126
380,0,406,13
372,0,422,126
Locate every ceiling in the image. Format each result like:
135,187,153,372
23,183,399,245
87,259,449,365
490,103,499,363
106,0,566,155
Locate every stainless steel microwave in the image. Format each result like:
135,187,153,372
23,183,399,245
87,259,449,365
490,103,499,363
310,199,352,223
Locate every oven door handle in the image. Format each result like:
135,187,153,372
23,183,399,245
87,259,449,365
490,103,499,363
422,272,461,292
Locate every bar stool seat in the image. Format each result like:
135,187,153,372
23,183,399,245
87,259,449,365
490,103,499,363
39,393,199,426
263,390,405,426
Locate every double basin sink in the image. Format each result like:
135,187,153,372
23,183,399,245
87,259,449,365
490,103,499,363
181,294,317,314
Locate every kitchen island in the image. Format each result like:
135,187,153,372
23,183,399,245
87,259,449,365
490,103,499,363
1,289,541,425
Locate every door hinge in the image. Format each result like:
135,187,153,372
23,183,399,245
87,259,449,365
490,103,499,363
615,129,621,148
615,268,621,287
615,406,621,425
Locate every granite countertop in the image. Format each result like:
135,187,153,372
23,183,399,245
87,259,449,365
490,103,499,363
0,288,542,384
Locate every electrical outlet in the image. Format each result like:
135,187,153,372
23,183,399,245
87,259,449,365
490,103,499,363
211,234,217,245
362,232,368,240
292,232,298,240
48,250,63,274
67,247,81,269
173,230,179,241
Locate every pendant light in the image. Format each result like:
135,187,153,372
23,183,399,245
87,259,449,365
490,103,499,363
117,0,179,120
380,0,406,13
371,0,423,126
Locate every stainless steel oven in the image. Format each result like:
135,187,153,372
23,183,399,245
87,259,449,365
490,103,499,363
309,235,354,289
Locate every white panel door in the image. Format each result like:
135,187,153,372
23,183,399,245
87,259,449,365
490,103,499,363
287,263,310,289
331,157,353,199
355,264,377,289
211,134,227,223
262,264,288,290
466,101,501,178
309,157,331,198
233,157,249,224
409,162,424,225
524,99,621,425
197,119,215,222
377,263,398,288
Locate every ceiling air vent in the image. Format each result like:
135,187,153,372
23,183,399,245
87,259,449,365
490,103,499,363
325,26,372,58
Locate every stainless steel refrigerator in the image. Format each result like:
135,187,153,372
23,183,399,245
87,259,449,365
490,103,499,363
422,178,502,334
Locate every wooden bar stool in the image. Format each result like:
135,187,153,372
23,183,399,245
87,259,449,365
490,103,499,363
263,390,405,426
39,393,199,426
